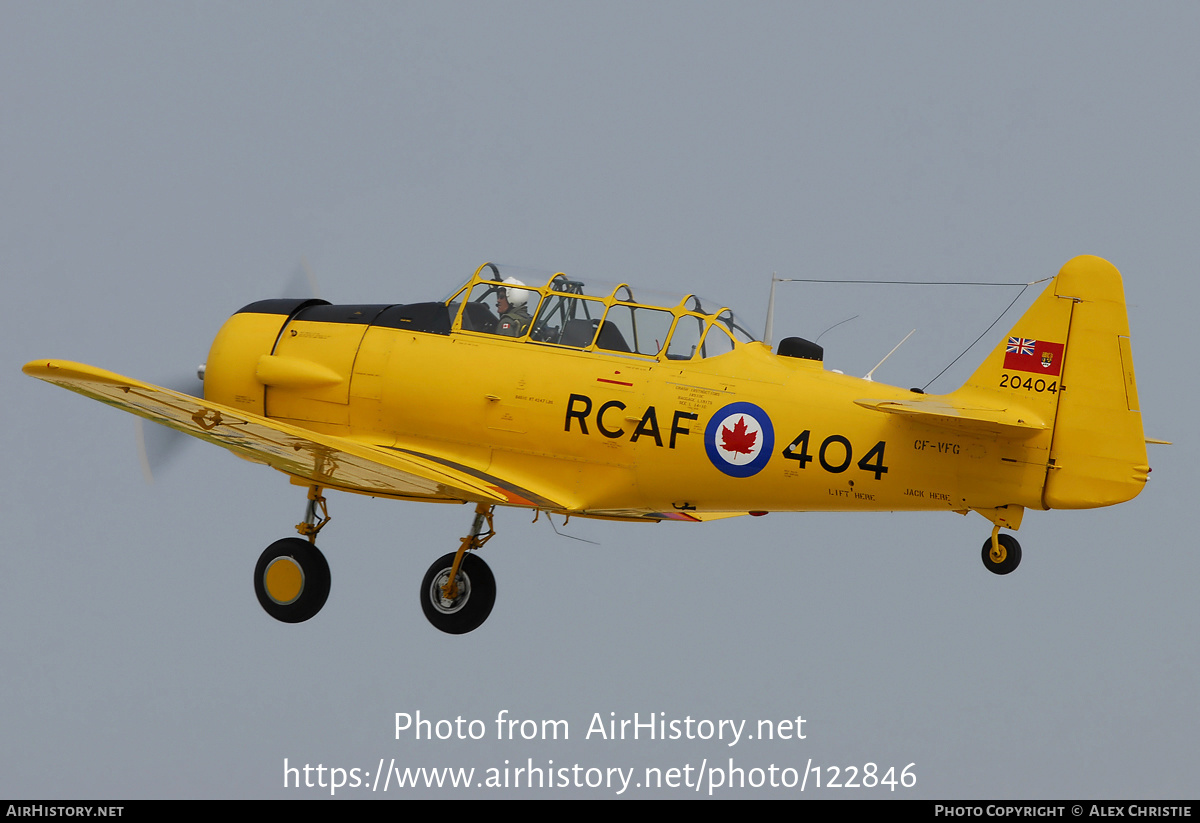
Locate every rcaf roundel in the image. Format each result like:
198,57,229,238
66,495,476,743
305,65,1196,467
704,402,775,478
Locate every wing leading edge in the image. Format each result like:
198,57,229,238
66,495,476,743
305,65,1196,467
23,359,563,508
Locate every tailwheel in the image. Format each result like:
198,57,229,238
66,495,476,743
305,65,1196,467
421,552,496,634
255,537,331,623
981,532,1022,576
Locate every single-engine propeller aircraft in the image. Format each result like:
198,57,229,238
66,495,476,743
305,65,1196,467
24,255,1155,633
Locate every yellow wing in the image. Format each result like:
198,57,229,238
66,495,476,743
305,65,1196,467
22,359,564,509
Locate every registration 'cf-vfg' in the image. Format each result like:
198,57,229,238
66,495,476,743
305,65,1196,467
24,255,1156,633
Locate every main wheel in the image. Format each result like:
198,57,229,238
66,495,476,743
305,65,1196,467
420,552,496,634
255,538,331,623
981,533,1022,575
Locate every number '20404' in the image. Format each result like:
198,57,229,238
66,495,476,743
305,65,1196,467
999,374,1058,393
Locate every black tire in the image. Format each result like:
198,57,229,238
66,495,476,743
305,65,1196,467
420,552,496,634
981,533,1022,576
254,537,331,623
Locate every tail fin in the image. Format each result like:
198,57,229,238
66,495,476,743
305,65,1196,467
959,255,1149,509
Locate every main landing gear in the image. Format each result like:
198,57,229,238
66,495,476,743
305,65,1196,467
981,526,1022,575
253,489,499,633
254,486,332,623
421,503,497,635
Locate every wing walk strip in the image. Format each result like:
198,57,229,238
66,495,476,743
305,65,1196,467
22,360,515,504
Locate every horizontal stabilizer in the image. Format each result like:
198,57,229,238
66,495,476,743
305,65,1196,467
854,397,1048,437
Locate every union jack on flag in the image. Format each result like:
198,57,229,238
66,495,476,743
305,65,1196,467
1006,337,1036,356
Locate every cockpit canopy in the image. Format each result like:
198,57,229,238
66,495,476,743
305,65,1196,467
444,262,759,361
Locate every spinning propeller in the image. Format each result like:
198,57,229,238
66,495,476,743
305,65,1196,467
135,258,320,482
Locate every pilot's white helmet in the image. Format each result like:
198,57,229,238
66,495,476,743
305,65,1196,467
500,277,532,310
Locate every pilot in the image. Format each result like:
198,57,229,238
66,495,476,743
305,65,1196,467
495,278,533,337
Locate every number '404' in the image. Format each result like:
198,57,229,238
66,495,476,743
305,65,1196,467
780,431,889,480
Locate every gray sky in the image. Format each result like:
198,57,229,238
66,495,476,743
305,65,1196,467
3,1,1195,798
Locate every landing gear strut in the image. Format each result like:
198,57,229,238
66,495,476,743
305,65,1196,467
254,486,333,623
420,503,497,634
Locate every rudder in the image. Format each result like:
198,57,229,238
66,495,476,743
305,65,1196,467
1041,255,1148,508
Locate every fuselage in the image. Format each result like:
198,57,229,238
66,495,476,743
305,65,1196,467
202,269,1056,518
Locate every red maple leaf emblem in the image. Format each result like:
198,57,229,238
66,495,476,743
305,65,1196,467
720,416,758,456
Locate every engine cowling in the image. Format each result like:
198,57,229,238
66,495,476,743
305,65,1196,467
203,298,330,415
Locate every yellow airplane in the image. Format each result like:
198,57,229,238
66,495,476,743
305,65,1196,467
23,255,1155,634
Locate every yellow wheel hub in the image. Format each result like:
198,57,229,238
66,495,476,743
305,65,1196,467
989,543,1007,564
264,556,305,605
